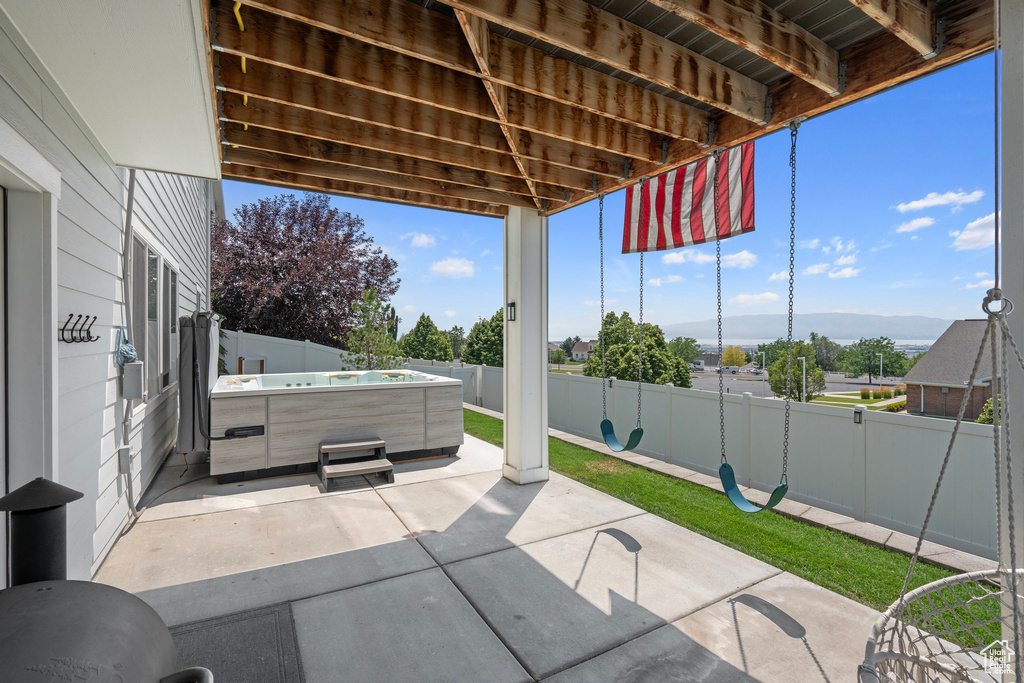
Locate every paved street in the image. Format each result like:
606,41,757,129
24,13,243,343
687,371,903,399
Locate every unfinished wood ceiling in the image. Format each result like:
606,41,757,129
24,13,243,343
208,0,992,217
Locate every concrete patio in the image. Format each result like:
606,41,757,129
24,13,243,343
96,435,879,682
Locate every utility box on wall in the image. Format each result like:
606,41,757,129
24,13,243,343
122,361,144,400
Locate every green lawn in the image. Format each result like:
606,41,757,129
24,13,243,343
463,408,951,612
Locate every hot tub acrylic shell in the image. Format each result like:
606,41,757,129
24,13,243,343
209,370,464,476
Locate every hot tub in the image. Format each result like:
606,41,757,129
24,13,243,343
209,370,464,479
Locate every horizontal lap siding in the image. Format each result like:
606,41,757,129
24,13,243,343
0,23,212,579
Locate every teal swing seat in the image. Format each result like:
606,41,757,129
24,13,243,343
718,463,789,514
600,419,643,453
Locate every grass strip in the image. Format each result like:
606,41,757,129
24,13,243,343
464,408,953,613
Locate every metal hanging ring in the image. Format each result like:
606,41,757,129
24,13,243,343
983,292,1014,317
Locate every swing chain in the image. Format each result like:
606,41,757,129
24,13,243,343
713,150,726,464
599,193,607,421
638,251,644,429
781,121,799,485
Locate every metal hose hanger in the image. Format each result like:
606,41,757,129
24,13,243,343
716,126,800,513
598,188,644,453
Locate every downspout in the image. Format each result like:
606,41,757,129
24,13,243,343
119,169,139,520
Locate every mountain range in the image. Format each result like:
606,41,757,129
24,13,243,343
662,313,955,342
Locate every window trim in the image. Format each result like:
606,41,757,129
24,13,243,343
129,233,181,414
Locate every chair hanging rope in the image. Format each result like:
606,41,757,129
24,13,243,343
717,124,799,513
598,188,644,453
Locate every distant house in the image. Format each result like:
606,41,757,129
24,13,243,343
548,342,561,359
700,352,721,368
904,320,992,420
572,339,599,362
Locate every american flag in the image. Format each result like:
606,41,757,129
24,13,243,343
622,141,755,254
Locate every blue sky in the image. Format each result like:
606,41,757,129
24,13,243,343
222,54,1000,340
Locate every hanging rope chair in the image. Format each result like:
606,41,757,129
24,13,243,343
597,190,645,453
860,7,1023,674
716,123,801,514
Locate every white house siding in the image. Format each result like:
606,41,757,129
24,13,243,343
0,20,212,579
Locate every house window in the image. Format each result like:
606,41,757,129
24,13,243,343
161,266,178,388
130,236,179,405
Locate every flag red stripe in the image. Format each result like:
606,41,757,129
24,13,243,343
655,173,668,250
623,185,634,253
689,159,706,245
741,142,755,233
671,166,685,246
716,149,732,239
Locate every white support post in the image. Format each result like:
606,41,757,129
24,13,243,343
503,207,549,484
1002,0,1024,666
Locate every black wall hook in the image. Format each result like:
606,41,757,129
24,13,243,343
60,314,101,343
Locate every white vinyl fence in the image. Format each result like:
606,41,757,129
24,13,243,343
220,330,355,374
408,360,998,559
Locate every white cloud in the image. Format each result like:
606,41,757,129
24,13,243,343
442,310,457,317
768,270,789,282
403,232,437,248
798,238,820,249
829,267,863,279
803,263,829,275
662,250,715,265
964,279,996,290
828,237,856,253
834,253,858,266
400,305,417,314
896,190,984,213
952,275,962,281
950,213,997,251
722,250,758,269
648,274,684,287
975,271,989,278
480,249,491,257
871,242,893,252
910,236,919,240
430,257,475,278
895,217,935,233
728,292,780,307
583,299,617,306
695,274,705,278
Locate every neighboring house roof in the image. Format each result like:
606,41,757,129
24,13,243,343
571,341,591,354
548,343,560,352
904,320,992,387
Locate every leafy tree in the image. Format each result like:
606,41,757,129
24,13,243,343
560,336,581,355
667,336,701,364
905,350,927,374
768,341,826,401
809,332,842,372
550,349,567,364
721,346,747,366
346,288,400,370
977,397,1001,425
583,312,691,387
399,314,453,361
845,337,907,384
463,309,504,366
756,338,790,369
211,193,399,346
385,306,399,341
445,326,466,359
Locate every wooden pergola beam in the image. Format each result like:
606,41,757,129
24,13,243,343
643,0,840,94
223,146,543,208
442,0,768,122
219,97,614,187
213,7,663,162
238,0,708,142
548,0,989,216
454,10,541,209
223,164,509,217
849,0,938,58
221,123,571,202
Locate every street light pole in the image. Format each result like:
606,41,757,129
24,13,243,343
761,351,767,398
797,356,807,402
877,352,884,382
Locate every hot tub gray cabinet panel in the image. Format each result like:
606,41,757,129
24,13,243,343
210,382,464,476
210,397,268,475
268,388,426,467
